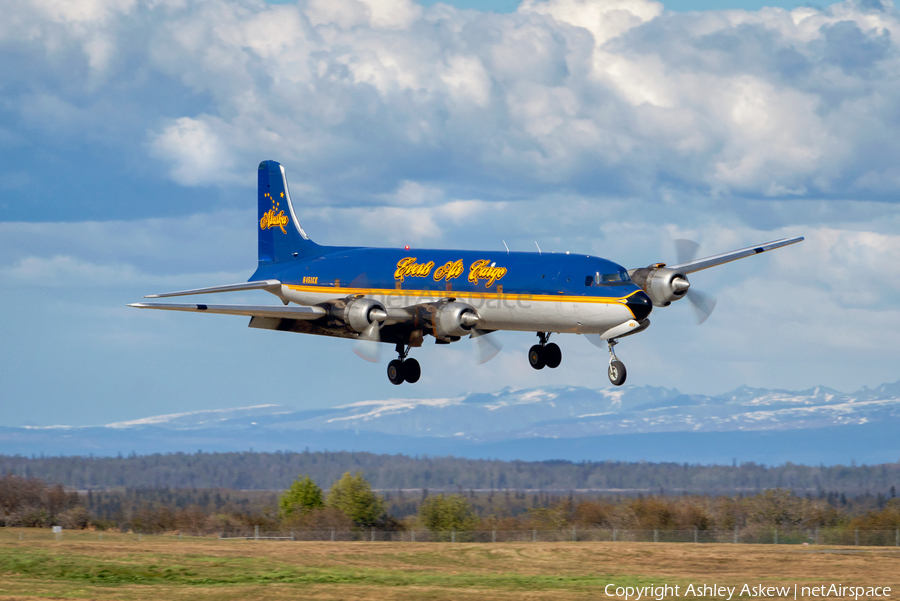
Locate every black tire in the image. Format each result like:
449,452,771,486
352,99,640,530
387,360,405,385
528,345,545,370
544,343,562,369
402,358,421,384
608,360,627,386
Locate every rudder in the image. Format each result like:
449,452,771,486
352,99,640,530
258,160,319,263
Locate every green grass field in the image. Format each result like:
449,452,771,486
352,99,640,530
1,529,898,600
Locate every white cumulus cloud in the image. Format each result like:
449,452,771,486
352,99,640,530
5,0,900,202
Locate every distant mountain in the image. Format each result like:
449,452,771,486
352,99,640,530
4,382,900,465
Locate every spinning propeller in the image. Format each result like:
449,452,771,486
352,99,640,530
352,310,386,363
673,239,717,325
470,329,503,364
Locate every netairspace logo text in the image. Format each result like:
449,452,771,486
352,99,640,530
605,584,892,600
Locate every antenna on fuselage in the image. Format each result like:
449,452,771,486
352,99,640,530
534,241,541,255
502,240,510,254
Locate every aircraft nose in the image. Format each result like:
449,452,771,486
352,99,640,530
625,290,653,322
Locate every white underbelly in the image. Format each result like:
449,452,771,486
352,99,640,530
281,286,633,335
476,299,633,333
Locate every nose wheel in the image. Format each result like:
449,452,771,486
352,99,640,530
607,339,627,386
387,344,421,385
528,332,562,370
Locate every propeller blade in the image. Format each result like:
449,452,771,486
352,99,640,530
470,329,502,364
687,288,717,325
674,239,700,265
674,239,717,324
353,321,382,363
584,334,606,349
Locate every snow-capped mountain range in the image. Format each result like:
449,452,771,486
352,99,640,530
66,381,900,438
5,382,900,464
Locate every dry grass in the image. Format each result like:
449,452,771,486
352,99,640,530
1,529,898,600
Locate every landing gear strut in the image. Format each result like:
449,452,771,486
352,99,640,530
528,332,562,370
387,343,420,385
607,339,627,386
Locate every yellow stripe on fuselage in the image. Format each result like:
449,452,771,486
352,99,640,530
285,284,641,305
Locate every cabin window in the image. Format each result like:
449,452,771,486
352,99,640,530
585,276,593,286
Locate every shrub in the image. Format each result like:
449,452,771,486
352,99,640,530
57,506,91,529
327,472,384,527
279,475,325,518
283,506,353,530
418,494,479,532
8,505,49,528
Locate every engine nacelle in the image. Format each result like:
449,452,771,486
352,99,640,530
628,266,690,307
431,301,480,339
333,297,387,332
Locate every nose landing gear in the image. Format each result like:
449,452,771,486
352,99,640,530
528,332,562,370
607,339,626,386
387,343,421,385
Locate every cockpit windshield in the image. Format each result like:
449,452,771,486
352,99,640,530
587,269,632,286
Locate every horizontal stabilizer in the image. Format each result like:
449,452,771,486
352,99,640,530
668,237,804,274
128,303,326,320
144,280,282,299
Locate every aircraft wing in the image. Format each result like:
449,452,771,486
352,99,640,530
667,237,804,274
143,280,282,298
128,303,326,320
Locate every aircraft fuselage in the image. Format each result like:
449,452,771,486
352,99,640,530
251,247,651,335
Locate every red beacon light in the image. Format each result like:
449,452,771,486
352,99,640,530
404,245,410,250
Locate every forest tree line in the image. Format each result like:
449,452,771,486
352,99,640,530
3,472,900,536
2,451,899,496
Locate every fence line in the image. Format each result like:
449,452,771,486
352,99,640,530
4,528,900,546
218,527,899,545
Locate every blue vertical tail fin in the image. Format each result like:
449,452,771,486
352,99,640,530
258,160,320,263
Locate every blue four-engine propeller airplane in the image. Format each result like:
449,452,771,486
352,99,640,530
130,160,803,386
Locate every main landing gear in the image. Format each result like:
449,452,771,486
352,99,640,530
387,343,421,385
528,332,562,370
607,338,627,386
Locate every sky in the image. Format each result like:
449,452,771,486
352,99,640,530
2,0,900,427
